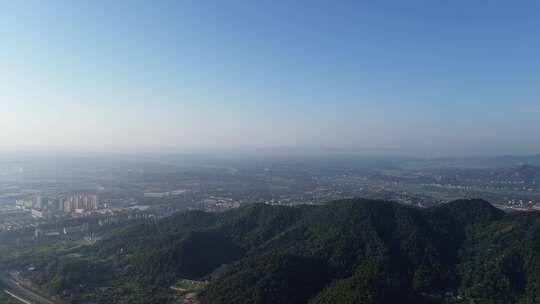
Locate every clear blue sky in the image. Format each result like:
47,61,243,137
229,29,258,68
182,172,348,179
1,0,539,155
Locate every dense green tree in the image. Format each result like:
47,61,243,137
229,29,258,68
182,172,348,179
13,198,540,304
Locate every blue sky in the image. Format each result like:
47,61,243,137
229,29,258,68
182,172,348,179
1,1,539,155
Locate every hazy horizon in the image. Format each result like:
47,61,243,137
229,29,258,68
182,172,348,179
2,1,539,155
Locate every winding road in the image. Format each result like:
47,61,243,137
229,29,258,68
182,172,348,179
0,271,57,304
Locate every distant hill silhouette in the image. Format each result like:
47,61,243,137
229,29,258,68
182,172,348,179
493,164,540,184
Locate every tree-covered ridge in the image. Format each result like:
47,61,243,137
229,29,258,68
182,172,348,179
13,198,540,304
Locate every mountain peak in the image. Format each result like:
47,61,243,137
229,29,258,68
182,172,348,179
436,198,504,224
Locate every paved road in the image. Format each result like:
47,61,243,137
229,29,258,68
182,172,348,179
0,272,57,304
4,289,33,304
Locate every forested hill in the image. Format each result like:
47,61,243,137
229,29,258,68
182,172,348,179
16,199,540,304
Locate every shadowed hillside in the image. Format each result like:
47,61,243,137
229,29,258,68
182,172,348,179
9,199,540,304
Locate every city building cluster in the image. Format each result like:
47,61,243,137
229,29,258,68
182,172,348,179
15,194,99,218
62,194,98,213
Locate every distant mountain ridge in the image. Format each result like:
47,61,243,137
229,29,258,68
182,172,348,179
403,154,540,170
493,164,540,184
18,198,540,304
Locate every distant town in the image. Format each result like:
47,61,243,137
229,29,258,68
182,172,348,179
0,153,539,250
16,193,98,218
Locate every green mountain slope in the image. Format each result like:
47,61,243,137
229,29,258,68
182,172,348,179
13,198,540,304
